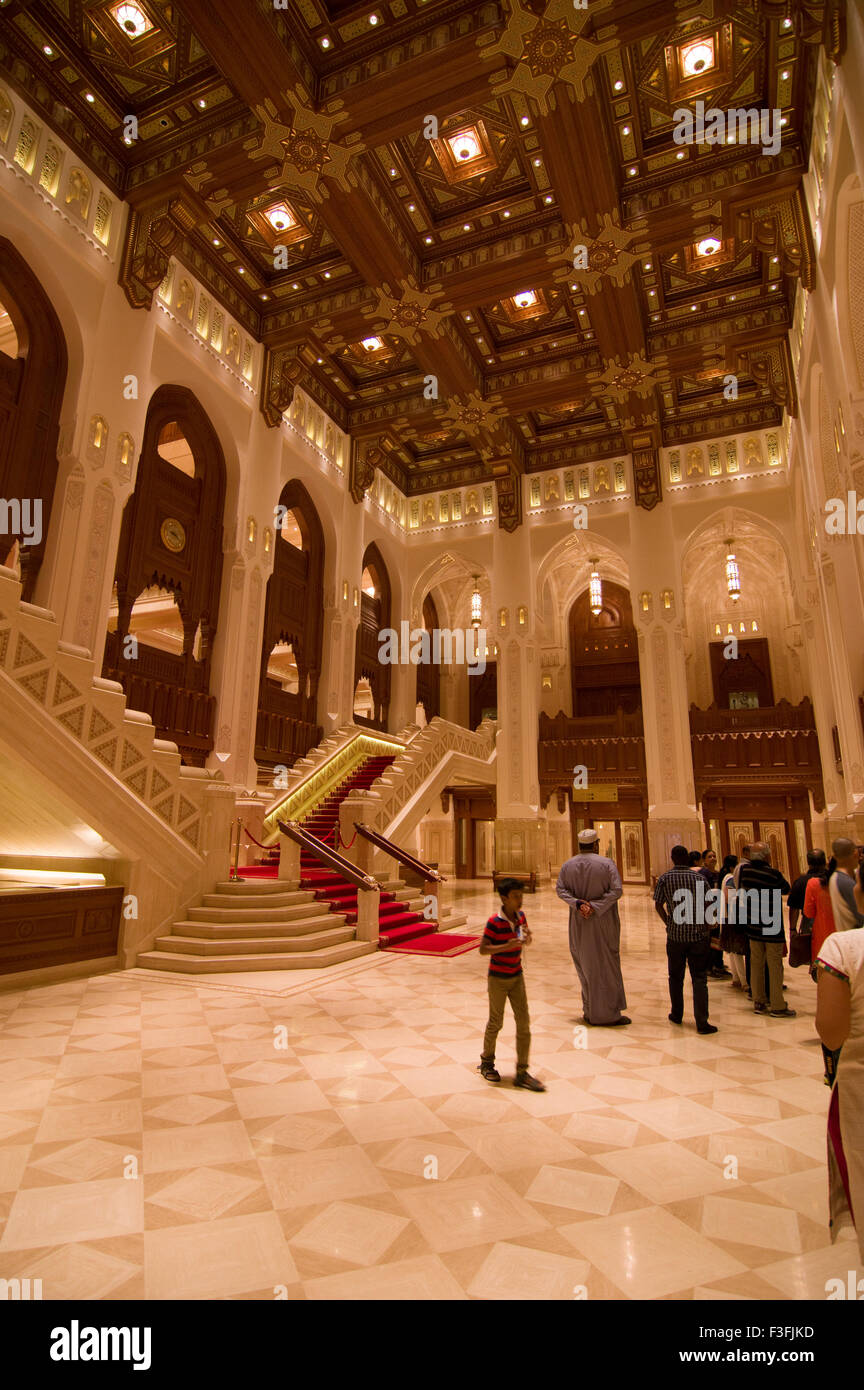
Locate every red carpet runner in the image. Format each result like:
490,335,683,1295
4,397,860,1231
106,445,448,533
241,754,438,949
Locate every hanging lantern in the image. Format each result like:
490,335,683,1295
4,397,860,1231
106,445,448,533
589,559,602,616
470,576,482,628
725,540,741,603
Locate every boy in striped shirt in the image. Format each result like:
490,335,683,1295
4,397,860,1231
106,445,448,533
478,879,546,1090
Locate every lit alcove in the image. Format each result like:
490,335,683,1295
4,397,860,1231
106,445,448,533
266,641,300,695
156,422,195,476
361,566,378,598
280,508,304,549
353,676,374,719
0,294,19,358
107,583,185,655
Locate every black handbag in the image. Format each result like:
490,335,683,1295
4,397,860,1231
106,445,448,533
789,917,813,969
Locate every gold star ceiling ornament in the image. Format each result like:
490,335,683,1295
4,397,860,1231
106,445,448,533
434,391,509,434
547,212,643,295
588,352,665,403
360,281,453,346
479,0,617,109
253,88,365,199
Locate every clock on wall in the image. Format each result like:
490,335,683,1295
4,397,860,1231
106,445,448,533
160,517,186,554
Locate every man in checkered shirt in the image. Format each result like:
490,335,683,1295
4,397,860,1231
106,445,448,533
654,844,718,1035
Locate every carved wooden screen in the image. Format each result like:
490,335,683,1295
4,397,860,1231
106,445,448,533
0,238,67,601
102,386,225,765
256,480,324,768
710,638,774,708
416,592,441,720
354,542,391,731
569,581,642,719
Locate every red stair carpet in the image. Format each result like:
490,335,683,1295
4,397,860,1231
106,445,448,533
382,932,480,957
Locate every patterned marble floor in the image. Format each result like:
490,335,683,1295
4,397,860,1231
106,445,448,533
0,882,855,1301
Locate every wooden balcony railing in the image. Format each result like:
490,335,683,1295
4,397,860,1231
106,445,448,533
689,698,824,804
538,709,646,796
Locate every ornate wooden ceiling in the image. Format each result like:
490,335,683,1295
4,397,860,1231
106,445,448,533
0,0,845,524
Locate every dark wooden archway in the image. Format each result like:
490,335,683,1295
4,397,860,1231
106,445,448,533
569,580,642,719
416,592,441,720
354,541,391,730
256,479,324,769
0,238,67,601
102,385,226,765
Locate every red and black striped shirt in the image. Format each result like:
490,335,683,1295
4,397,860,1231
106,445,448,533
483,908,526,977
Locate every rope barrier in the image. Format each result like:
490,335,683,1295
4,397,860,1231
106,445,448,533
339,829,358,849
242,825,271,850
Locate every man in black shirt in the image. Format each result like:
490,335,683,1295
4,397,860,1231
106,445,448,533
787,849,826,935
733,842,793,1017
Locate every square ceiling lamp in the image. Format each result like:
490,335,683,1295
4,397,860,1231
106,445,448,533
247,199,309,249
94,0,170,62
350,335,393,364
665,24,732,98
430,119,497,183
110,3,154,37
683,236,735,272
501,288,548,324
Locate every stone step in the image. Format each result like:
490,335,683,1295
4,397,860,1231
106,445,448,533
153,927,356,955
188,902,336,924
214,880,296,895
200,891,309,910
136,941,376,972
176,914,344,939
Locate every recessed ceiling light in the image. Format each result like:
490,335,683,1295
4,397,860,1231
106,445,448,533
316,357,324,363
260,293,269,300
520,115,530,126
772,256,779,263
463,223,471,231
644,262,652,270
622,126,630,135
369,13,378,23
425,236,433,244
85,92,95,103
579,309,586,315
780,117,787,126
544,195,553,204
110,3,153,38
43,45,53,56
614,80,624,92
696,237,722,256
360,337,383,352
320,36,331,48
407,202,415,211
197,99,206,109
781,70,789,80
676,151,685,160
628,167,637,176
513,291,537,310
729,295,736,301
769,282,778,289
681,39,715,76
783,16,792,28
324,271,331,278
691,304,697,310
487,357,493,363
264,202,295,232
652,314,660,321
503,210,510,218
448,131,481,162
237,267,245,274
212,238,221,246
533,158,542,167
727,135,736,144
123,135,133,145
292,283,299,290
649,289,656,295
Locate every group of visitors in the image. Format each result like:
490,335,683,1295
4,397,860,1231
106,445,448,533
476,827,864,1263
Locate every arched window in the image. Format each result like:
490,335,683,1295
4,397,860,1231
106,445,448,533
354,543,391,731
353,676,375,719
266,640,300,695
280,508,304,549
111,583,185,657
0,295,19,357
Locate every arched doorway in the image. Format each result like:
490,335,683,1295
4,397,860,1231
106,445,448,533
416,592,441,721
353,542,390,730
256,480,324,770
103,387,226,765
0,238,67,600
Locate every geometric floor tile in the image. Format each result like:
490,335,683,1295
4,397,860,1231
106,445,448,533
466,1242,592,1300
146,1095,234,1127
290,1201,409,1265
147,1168,262,1221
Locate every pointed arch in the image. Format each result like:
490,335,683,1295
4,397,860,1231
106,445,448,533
256,479,324,768
102,385,226,764
354,541,391,730
0,236,67,600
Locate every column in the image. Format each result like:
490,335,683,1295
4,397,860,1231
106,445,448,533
491,525,545,878
815,552,864,836
629,509,700,875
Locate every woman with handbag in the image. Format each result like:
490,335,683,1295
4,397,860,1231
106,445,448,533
816,927,864,1260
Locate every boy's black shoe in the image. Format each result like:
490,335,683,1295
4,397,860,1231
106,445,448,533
697,1023,719,1035
514,1072,546,1091
753,1002,768,1014
668,1013,683,1024
478,1061,501,1083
